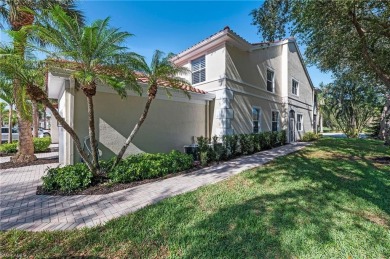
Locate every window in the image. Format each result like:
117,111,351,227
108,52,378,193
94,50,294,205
191,56,205,84
297,114,303,131
292,79,299,95
271,111,279,132
2,128,8,134
266,69,275,92
252,108,261,133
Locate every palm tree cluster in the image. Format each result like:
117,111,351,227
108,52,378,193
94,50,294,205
0,2,190,176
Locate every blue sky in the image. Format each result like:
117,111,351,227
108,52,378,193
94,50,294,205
0,1,333,87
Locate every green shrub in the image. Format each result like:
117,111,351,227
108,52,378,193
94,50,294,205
109,150,193,183
0,137,51,154
270,131,279,147
34,137,51,152
301,132,320,142
278,130,287,145
0,142,18,154
42,163,93,193
238,134,254,155
252,134,261,152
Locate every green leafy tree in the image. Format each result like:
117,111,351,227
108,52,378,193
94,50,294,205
34,5,141,176
113,50,190,167
251,0,390,142
0,0,84,162
321,72,384,138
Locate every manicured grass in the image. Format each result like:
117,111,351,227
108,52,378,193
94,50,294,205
1,138,389,258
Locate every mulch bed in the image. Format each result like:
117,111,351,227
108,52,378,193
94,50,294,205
36,163,205,196
1,157,59,170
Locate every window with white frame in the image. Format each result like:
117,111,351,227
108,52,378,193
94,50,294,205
191,56,205,84
297,114,303,131
271,111,279,132
266,69,275,92
292,79,299,95
252,107,261,133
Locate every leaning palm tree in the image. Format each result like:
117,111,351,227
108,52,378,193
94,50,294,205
0,78,15,143
34,5,141,175
0,0,84,162
113,50,190,167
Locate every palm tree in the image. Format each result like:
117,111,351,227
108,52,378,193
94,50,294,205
0,0,84,162
0,78,15,143
34,5,141,175
113,50,190,167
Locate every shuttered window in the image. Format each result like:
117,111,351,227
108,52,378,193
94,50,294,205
191,56,205,84
297,114,303,131
252,108,261,133
267,69,274,92
292,79,299,95
272,111,279,132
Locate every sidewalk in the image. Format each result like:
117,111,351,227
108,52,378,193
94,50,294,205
0,142,309,231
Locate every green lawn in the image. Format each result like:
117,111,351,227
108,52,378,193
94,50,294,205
1,138,389,258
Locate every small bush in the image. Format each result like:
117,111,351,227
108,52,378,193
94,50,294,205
0,137,51,154
0,142,17,154
109,150,193,183
34,137,51,152
301,132,320,142
42,163,92,193
270,131,279,147
239,134,254,155
278,130,287,145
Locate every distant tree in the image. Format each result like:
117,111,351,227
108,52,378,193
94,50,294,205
251,0,390,89
321,72,384,138
113,50,190,167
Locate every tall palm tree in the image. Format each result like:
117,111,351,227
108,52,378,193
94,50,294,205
0,0,84,162
113,50,190,167
0,78,15,143
35,5,141,175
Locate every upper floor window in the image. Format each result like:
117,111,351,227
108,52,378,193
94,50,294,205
292,79,299,95
297,114,303,131
271,111,279,132
252,107,261,133
266,69,275,92
191,56,205,84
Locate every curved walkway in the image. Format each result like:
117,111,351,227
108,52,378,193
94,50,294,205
0,143,309,231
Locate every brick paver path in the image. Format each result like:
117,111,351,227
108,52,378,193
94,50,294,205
0,143,309,231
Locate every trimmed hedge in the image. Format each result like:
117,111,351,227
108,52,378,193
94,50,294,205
109,150,193,183
0,142,17,154
301,132,320,142
41,150,194,193
197,130,287,166
0,137,51,154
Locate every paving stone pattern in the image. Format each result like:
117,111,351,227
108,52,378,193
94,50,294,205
0,143,309,231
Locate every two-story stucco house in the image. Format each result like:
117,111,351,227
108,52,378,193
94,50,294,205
172,26,316,142
47,27,316,165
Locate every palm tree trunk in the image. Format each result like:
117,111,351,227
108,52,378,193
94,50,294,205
379,95,390,145
8,107,12,143
86,96,100,171
32,100,39,137
39,96,97,174
113,96,154,168
11,84,36,163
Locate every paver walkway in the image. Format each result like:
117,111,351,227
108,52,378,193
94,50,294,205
0,142,309,231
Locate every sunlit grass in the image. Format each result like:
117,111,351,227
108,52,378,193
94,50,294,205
1,138,389,258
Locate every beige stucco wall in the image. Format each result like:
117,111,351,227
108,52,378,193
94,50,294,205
72,88,207,162
226,44,284,96
181,45,226,92
230,90,284,134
